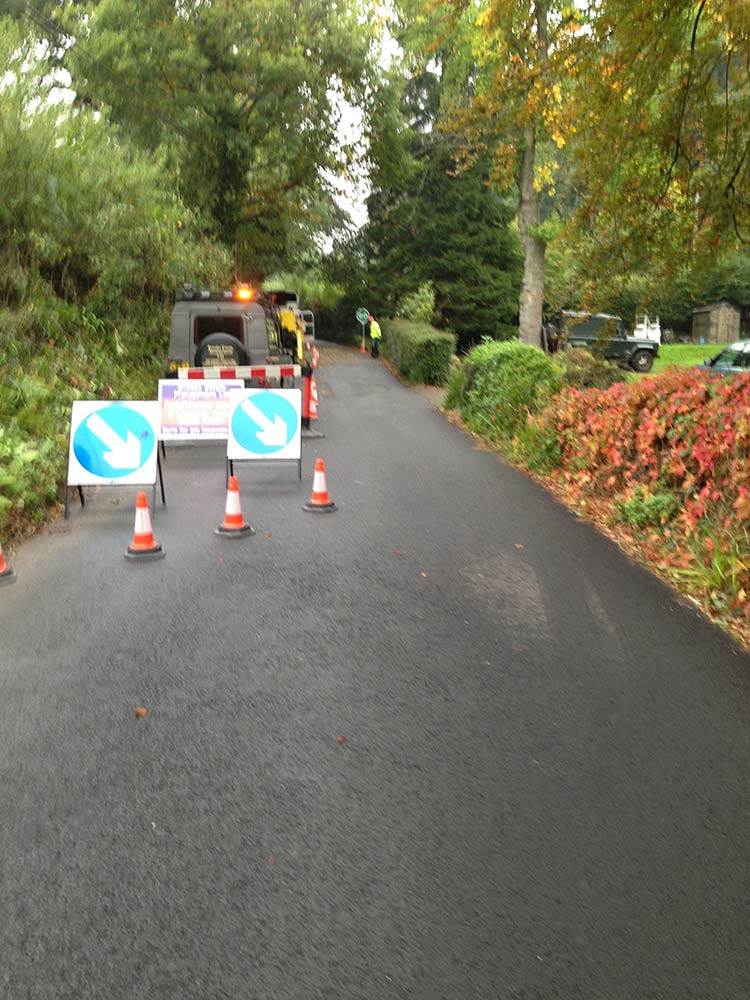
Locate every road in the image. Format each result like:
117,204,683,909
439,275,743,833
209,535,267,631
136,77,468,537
2,346,750,1000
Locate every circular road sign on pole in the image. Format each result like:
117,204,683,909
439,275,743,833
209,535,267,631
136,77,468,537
356,307,369,353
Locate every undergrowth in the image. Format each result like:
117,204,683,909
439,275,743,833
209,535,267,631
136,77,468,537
0,294,164,538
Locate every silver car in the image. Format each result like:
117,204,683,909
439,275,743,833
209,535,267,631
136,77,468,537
698,340,750,375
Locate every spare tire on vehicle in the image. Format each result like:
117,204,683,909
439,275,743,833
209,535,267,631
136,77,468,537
194,332,249,368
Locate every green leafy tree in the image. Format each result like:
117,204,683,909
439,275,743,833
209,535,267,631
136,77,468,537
0,21,229,311
427,0,583,345
30,0,374,277
555,2,750,305
398,283,435,322
0,21,234,538
317,231,372,340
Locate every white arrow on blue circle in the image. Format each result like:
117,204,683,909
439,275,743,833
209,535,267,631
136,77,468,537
240,397,289,447
86,412,142,469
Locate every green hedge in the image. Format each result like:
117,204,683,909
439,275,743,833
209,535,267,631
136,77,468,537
442,340,629,470
449,339,564,442
382,319,457,385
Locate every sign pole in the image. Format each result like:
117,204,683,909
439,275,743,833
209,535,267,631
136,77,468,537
356,307,370,354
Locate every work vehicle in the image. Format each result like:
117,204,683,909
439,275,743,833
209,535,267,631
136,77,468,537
165,284,314,380
697,339,750,375
266,289,316,345
554,311,661,372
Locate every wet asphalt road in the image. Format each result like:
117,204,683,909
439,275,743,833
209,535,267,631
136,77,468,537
2,347,750,1000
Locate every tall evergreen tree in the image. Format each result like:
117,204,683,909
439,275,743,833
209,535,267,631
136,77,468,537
366,71,521,351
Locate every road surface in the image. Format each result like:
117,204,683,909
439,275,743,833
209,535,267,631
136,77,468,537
2,347,750,999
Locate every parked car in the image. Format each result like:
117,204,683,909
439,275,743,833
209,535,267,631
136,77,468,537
697,340,750,375
553,311,661,372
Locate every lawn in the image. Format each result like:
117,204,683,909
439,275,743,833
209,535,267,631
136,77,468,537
652,342,718,373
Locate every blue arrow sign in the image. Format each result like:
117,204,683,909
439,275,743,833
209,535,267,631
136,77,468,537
231,391,298,456
73,405,156,478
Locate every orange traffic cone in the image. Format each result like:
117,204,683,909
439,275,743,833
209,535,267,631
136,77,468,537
125,491,165,560
0,542,16,585
216,475,254,537
303,457,337,513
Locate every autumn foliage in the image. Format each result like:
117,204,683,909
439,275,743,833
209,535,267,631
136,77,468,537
524,367,750,635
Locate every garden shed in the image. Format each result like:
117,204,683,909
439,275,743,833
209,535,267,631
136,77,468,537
691,301,741,344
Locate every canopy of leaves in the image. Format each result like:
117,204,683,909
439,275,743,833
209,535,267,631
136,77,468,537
0,21,230,312
558,2,750,301
28,0,373,278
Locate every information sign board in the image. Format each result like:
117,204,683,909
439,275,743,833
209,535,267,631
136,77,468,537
158,379,242,440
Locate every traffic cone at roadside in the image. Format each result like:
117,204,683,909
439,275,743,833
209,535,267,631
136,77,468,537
303,457,337,513
125,491,165,560
216,475,254,537
0,542,16,585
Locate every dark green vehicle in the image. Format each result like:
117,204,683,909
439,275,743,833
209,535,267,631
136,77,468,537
554,311,661,373
164,283,295,379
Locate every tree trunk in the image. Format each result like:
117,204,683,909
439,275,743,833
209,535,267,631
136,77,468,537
517,120,546,347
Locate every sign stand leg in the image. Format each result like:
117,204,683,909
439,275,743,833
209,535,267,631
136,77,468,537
64,486,85,520
157,452,166,505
